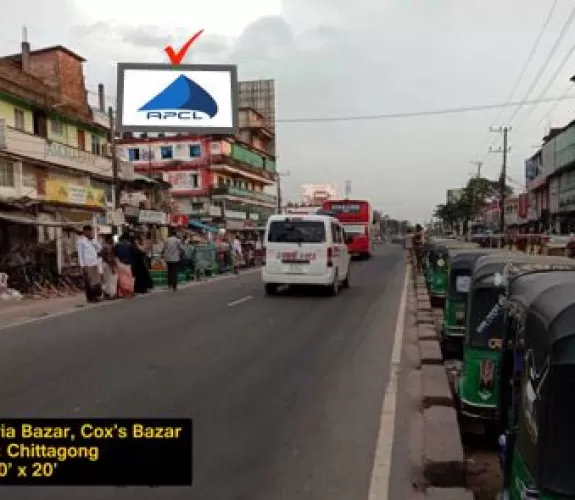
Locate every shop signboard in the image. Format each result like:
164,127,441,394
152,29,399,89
224,209,247,219
123,206,140,218
45,180,106,208
209,205,222,217
169,214,189,226
163,170,202,192
138,210,166,224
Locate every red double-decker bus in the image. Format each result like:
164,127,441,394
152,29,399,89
322,199,373,258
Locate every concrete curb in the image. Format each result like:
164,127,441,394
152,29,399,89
408,264,470,497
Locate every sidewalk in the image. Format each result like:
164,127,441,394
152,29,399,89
0,267,260,330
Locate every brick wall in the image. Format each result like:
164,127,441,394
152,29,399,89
29,49,90,118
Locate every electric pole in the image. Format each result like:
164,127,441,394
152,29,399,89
108,106,120,233
276,171,290,214
469,161,483,222
489,127,511,234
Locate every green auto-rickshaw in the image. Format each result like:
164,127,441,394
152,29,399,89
441,248,505,357
456,252,574,426
423,238,451,288
499,262,575,499
427,240,478,306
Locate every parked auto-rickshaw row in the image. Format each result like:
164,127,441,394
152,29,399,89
419,238,575,499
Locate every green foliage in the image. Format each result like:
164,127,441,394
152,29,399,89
434,176,512,225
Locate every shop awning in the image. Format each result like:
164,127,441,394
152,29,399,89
0,211,38,225
188,220,218,233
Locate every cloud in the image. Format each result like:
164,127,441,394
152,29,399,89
2,0,573,221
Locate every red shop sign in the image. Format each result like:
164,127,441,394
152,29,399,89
170,214,189,227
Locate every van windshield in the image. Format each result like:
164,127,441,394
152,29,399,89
267,220,326,243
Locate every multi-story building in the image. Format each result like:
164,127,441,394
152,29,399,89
523,121,575,234
0,41,118,270
117,106,278,231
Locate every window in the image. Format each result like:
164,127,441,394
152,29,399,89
21,165,37,188
342,224,366,236
128,148,141,161
91,135,101,155
0,160,15,187
160,146,173,159
267,220,326,243
189,144,201,157
331,223,342,243
50,119,64,135
13,109,25,130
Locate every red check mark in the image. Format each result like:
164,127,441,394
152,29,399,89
164,30,204,65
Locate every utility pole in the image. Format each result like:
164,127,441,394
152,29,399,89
489,127,511,234
469,161,483,222
108,106,119,233
276,171,290,214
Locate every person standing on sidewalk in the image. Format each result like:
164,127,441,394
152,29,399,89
232,233,243,275
163,228,184,291
77,225,102,303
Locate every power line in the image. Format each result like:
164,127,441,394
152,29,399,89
519,38,575,125
521,83,572,142
472,0,559,160
85,88,575,124
508,3,575,126
274,93,575,123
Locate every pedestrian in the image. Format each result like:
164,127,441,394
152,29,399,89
163,228,184,291
101,235,119,299
114,233,133,266
404,228,414,264
132,234,154,294
77,225,102,303
413,224,425,272
232,233,243,275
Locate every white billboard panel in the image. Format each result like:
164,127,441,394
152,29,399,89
116,63,238,134
300,184,338,205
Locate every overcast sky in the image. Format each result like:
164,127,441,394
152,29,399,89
2,0,575,222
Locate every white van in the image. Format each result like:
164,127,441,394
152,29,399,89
262,214,352,295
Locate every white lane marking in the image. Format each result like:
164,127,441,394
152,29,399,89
368,264,410,500
0,268,262,332
228,295,253,307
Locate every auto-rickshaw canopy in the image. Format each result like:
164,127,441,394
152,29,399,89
465,253,563,349
505,268,575,496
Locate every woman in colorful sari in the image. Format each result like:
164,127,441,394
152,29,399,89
101,238,119,299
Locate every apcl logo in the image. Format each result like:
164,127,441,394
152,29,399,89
138,75,219,121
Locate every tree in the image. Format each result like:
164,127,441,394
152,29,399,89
435,176,513,230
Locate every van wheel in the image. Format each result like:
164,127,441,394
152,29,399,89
328,272,339,296
265,284,277,295
342,268,350,288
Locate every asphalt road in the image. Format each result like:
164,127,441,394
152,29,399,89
0,244,407,500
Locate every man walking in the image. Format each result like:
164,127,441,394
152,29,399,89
77,225,102,303
163,228,183,291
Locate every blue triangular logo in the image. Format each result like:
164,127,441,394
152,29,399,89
139,75,218,118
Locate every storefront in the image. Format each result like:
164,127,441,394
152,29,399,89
42,179,107,272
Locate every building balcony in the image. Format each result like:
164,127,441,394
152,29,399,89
1,123,113,178
210,185,277,206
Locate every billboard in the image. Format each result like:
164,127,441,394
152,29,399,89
116,63,239,134
238,79,275,130
300,184,337,205
446,188,463,204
